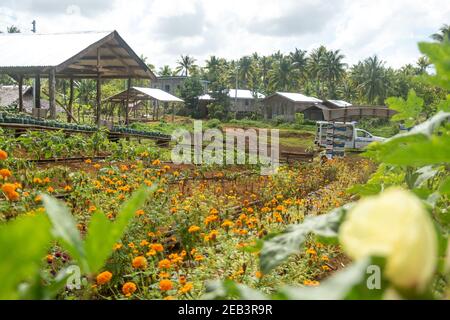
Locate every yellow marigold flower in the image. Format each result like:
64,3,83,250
146,249,156,256
84,159,92,164
209,208,219,215
194,254,204,261
179,282,193,294
159,279,173,291
132,256,148,269
339,188,437,293
152,159,161,166
164,295,175,300
221,220,234,228
303,280,320,287
122,282,137,296
0,149,7,160
96,271,113,285
140,240,149,247
64,185,72,192
0,168,12,179
306,248,317,255
158,259,171,269
151,243,164,252
159,272,170,278
188,225,201,233
113,243,123,250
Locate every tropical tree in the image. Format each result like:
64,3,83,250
307,46,328,98
320,49,347,98
268,57,295,92
176,55,197,76
6,25,20,33
158,65,173,76
238,56,255,88
351,55,388,104
416,56,431,74
289,48,308,90
431,24,450,42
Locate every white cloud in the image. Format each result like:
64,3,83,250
0,0,448,69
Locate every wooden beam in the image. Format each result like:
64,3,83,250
96,48,102,127
34,74,41,109
125,78,131,126
18,76,23,112
68,78,74,123
49,68,56,119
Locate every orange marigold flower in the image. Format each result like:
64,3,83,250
64,185,72,192
0,149,7,160
96,271,113,285
152,159,161,166
0,168,12,179
113,243,123,250
43,177,51,184
151,243,164,252
122,282,137,296
194,254,204,261
135,209,144,216
85,159,92,164
158,259,171,269
132,256,148,269
221,220,234,228
6,191,20,201
188,225,201,233
159,279,173,291
146,249,156,256
1,183,16,194
179,275,187,285
179,282,193,294
46,186,54,193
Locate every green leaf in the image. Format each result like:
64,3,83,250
419,41,450,91
439,177,450,195
84,186,154,274
275,257,387,300
386,89,423,127
203,279,268,300
0,214,51,299
259,205,350,274
42,194,86,271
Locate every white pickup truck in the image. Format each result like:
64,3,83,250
315,121,385,150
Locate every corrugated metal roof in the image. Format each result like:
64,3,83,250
133,87,184,102
327,100,352,107
275,92,322,103
0,31,111,68
198,93,213,101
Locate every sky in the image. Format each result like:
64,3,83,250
0,0,448,70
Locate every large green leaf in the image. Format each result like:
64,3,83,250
259,205,350,274
0,214,51,299
203,279,268,300
274,257,387,300
84,186,154,273
42,195,86,270
386,89,423,127
419,41,450,91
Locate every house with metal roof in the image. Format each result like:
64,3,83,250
262,92,323,121
0,30,155,125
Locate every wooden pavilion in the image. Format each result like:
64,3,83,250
0,30,156,125
104,87,184,124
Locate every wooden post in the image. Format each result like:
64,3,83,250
49,68,56,119
96,75,101,127
18,76,23,112
35,74,41,109
172,103,175,122
125,78,131,126
68,78,74,123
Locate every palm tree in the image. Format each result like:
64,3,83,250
431,24,450,42
259,56,273,93
416,56,431,74
320,49,347,98
268,57,295,92
307,46,328,97
6,25,20,33
289,48,308,90
351,55,388,105
176,55,197,76
238,56,255,88
158,65,173,76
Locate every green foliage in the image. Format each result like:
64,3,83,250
0,214,51,299
386,89,424,127
419,41,450,91
259,205,349,274
179,76,205,118
43,186,154,274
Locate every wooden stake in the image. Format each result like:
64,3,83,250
49,68,56,119
18,76,23,112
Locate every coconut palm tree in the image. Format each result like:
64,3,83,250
238,56,255,88
351,55,388,105
259,56,273,93
416,56,431,74
289,48,308,90
176,55,197,76
307,46,328,98
320,49,347,98
268,57,295,92
6,25,20,33
158,65,173,76
431,24,450,42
